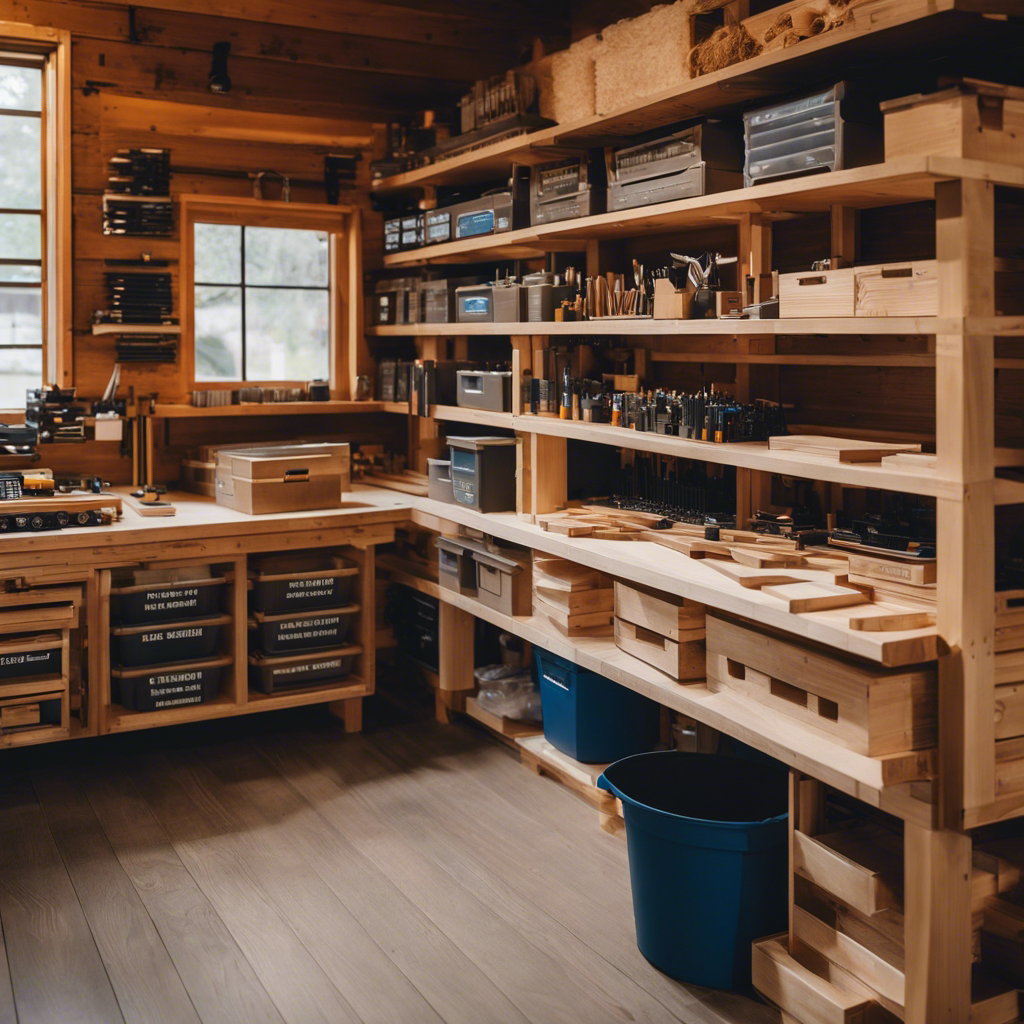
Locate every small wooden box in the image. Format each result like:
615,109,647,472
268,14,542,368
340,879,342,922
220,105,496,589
652,277,694,320
215,443,350,515
854,260,937,317
614,581,705,681
614,618,705,681
705,615,937,757
533,556,613,637
881,80,1024,164
778,267,855,318
474,545,532,617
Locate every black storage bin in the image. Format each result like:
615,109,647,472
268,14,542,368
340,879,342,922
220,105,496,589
111,614,230,667
248,647,357,694
249,556,358,614
110,576,227,625
387,584,439,671
249,606,358,655
111,656,229,711
0,632,63,680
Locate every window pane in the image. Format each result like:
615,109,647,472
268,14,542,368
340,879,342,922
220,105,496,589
0,65,41,111
194,223,241,284
0,116,40,208
0,265,40,283
0,286,41,345
195,285,242,380
245,287,329,381
0,347,40,409
0,213,40,260
244,227,329,287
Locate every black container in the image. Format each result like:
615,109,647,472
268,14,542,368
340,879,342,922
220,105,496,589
248,648,357,694
387,585,439,671
249,559,358,614
249,606,358,655
111,614,230,667
110,576,226,625
0,632,63,680
111,656,228,711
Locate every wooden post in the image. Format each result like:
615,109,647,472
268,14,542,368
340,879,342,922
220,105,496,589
230,555,247,705
739,213,773,306
830,204,859,268
903,822,972,1024
516,434,532,519
935,178,996,825
438,601,475,694
530,433,567,515
511,335,532,416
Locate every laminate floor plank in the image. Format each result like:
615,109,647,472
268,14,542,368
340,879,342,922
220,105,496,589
193,739,533,1024
0,773,124,1024
256,733,639,1024
82,768,285,1024
154,747,448,1024
0,913,16,1024
367,721,780,1024
30,767,202,1024
129,753,364,1024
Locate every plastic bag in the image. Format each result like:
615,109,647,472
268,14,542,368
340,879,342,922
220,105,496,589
474,663,539,720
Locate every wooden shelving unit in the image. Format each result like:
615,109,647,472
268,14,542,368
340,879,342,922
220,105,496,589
148,400,384,418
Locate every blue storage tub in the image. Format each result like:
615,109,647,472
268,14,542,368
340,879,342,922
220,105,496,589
598,751,788,990
535,649,660,764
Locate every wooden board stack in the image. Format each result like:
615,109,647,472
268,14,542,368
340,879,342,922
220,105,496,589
768,436,923,463
613,581,705,682
532,556,615,637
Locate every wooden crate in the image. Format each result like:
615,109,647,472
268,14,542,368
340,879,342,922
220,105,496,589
613,580,705,681
778,266,855,318
532,555,614,637
705,615,936,757
853,260,937,318
881,81,1024,164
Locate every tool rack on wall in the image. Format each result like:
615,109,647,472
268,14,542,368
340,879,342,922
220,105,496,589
366,3,1024,1021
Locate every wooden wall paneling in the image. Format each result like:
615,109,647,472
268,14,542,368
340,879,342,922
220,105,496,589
934,178,996,825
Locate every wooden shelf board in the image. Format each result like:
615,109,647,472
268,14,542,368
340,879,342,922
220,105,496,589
150,401,384,418
105,692,237,733
405,493,938,668
437,586,934,828
377,552,442,600
367,317,947,338
381,401,411,414
244,678,370,711
430,405,514,430
465,696,542,739
370,0,990,193
92,323,181,335
382,157,1024,268
0,723,70,749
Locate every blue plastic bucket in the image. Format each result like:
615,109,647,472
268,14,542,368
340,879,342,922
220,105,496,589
598,750,788,990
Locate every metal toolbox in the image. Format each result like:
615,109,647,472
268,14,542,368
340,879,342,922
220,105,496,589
492,281,527,322
530,155,606,225
447,436,517,513
743,83,882,187
436,536,483,595
249,605,358,655
474,545,532,617
455,284,494,323
248,647,357,694
456,370,512,412
778,266,855,318
608,162,741,211
111,656,229,711
249,554,358,614
426,458,455,503
110,614,231,667
0,632,63,681
110,572,226,625
215,443,350,515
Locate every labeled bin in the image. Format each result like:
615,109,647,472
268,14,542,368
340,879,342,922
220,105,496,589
0,632,63,680
535,649,660,763
110,575,227,625
597,751,788,990
249,556,358,613
249,606,358,655
110,614,230,667
248,647,357,694
111,656,229,711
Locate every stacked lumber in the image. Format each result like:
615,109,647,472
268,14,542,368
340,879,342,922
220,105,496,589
532,556,615,637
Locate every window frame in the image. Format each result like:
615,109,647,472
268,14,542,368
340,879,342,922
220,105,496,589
0,21,71,414
181,195,364,399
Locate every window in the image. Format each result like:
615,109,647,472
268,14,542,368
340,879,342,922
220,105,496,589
0,54,44,408
193,223,331,382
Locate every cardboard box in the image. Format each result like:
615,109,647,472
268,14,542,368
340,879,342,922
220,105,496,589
215,443,350,515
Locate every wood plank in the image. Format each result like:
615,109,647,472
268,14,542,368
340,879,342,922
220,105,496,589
0,773,124,1024
30,768,202,1024
82,769,285,1024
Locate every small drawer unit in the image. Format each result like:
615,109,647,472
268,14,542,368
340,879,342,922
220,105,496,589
249,552,359,614
535,648,660,764
426,458,455,504
111,657,230,712
249,606,359,656
474,545,532,617
387,584,439,671
436,536,483,596
456,370,512,413
0,631,64,680
111,614,231,668
248,648,358,694
447,436,517,513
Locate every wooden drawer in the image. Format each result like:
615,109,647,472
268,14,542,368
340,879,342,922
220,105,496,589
532,556,613,638
705,615,936,757
0,679,69,748
853,260,936,317
779,267,854,318
613,581,704,642
614,618,705,681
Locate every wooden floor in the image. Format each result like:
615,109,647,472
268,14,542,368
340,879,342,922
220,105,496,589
0,694,778,1024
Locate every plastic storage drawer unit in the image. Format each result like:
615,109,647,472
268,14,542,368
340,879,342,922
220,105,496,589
436,536,481,595
0,632,63,680
249,556,358,614
111,656,229,711
250,606,358,655
111,615,230,668
110,576,226,625
248,647,358,694
535,649,661,763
